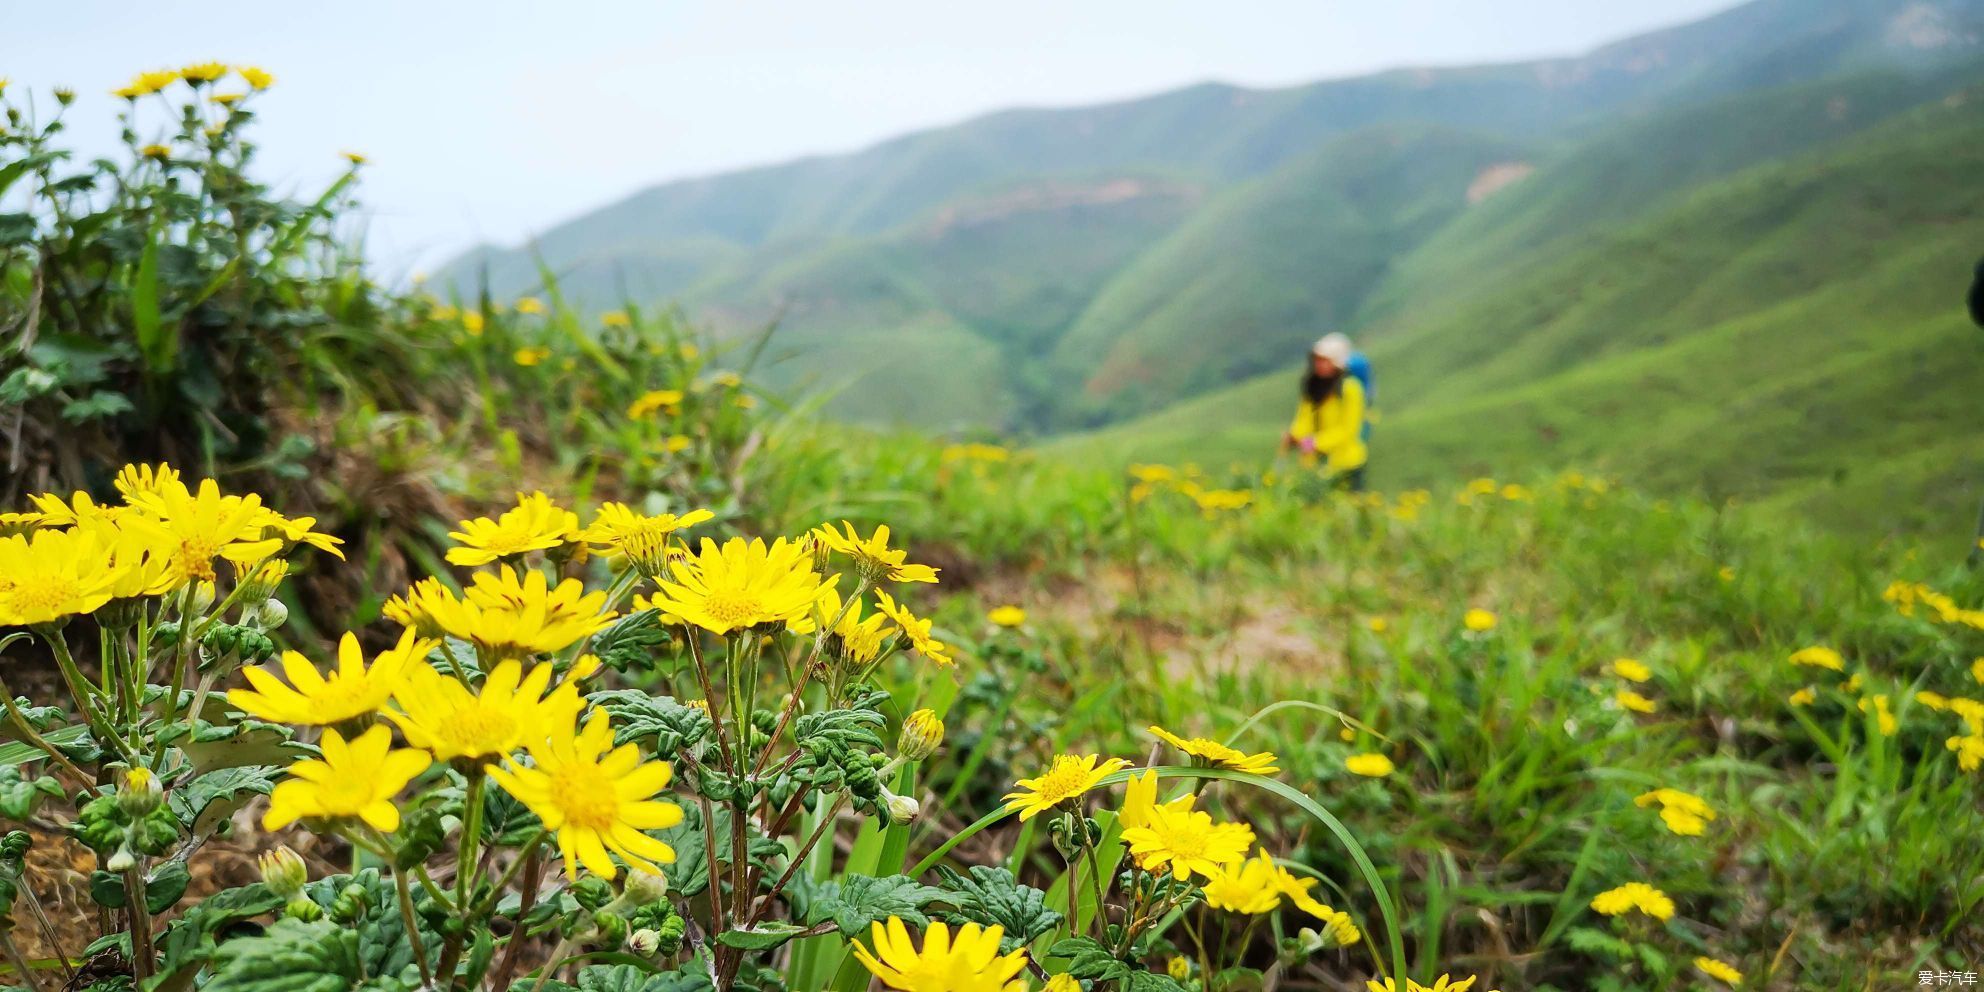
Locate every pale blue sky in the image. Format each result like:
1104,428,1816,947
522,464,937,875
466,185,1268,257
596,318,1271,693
4,1,1736,272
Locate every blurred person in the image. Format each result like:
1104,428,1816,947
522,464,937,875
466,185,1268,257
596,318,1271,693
1279,333,1370,491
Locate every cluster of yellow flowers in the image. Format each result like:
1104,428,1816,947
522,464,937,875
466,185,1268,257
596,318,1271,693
0,463,338,628
1785,641,1984,768
849,725,1366,990
1883,580,1984,630
1605,656,1660,715
1125,463,1253,516
112,62,273,101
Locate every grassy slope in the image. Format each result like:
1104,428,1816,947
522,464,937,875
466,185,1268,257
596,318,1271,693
1053,85,1984,543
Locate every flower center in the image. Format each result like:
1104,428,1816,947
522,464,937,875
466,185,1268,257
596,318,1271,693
1035,761,1090,803
178,537,221,582
548,763,620,830
8,576,80,622
701,590,766,629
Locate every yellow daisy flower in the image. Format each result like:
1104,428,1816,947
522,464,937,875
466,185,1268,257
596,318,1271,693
626,389,684,419
228,630,434,726
263,725,431,833
514,296,545,315
1003,754,1128,821
1121,804,1255,881
812,586,895,664
1345,752,1395,777
486,713,682,879
238,66,275,90
647,536,832,635
872,589,953,666
388,659,575,762
1634,788,1715,836
1462,608,1497,632
850,918,1028,992
1366,975,1495,992
1615,690,1658,714
987,605,1026,628
1117,768,1195,830
446,491,580,567
1788,687,1816,706
179,61,228,84
1789,646,1843,671
813,521,939,583
1610,658,1651,682
578,502,713,576
0,527,124,627
1694,956,1743,985
125,477,285,585
1589,881,1674,921
422,566,616,658
1147,725,1279,775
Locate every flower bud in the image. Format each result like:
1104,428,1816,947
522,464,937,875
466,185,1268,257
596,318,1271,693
237,560,289,606
106,845,136,872
897,709,944,761
54,88,75,106
187,580,216,616
247,599,289,631
622,868,669,904
117,767,163,817
884,793,921,825
628,928,660,956
1168,955,1191,980
285,897,325,922
258,845,308,899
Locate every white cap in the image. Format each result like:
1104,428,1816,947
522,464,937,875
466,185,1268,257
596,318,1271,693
1310,333,1353,367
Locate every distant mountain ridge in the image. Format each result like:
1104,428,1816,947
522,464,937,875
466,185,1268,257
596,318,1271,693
437,0,1984,442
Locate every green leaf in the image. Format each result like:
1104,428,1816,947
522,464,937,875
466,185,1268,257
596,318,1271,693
0,765,65,821
1127,973,1191,992
932,865,1062,952
168,765,279,836
132,219,172,374
145,860,191,913
562,962,711,992
61,391,136,422
715,922,813,952
1048,936,1132,982
792,874,942,937
589,610,673,674
589,690,709,756
202,919,366,992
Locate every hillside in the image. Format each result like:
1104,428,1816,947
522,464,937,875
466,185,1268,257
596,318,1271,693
437,0,1984,434
1055,83,1984,544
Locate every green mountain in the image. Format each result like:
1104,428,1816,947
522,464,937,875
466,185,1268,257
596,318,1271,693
1055,79,1984,541
434,0,1984,536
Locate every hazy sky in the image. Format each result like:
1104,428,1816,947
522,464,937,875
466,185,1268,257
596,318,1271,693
5,1,1736,273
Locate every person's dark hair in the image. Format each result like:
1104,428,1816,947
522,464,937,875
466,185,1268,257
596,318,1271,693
1302,367,1341,404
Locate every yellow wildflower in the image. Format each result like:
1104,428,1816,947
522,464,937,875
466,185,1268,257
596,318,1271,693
1366,976,1494,992
514,296,545,315
813,521,939,584
239,66,275,90
486,713,682,879
601,311,631,329
626,389,684,419
1121,804,1255,881
229,630,433,726
1147,724,1279,774
514,346,552,367
1789,687,1816,706
180,62,228,84
263,725,431,833
850,918,1028,992
1634,788,1715,836
1695,957,1744,985
0,527,124,627
812,587,894,664
872,589,953,666
1368,616,1389,633
578,502,713,575
1610,658,1651,682
1589,881,1674,921
1345,752,1395,777
1789,646,1843,671
422,566,616,658
1002,754,1128,821
124,477,285,585
1857,694,1897,736
1117,768,1194,831
987,605,1026,627
1616,689,1658,714
446,491,579,566
388,659,574,762
1947,735,1984,772
1463,608,1497,632
648,536,831,635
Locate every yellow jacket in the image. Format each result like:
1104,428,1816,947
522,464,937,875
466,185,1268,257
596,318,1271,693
1288,377,1367,472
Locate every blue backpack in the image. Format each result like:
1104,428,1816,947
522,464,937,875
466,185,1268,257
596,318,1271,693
1345,352,1375,441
